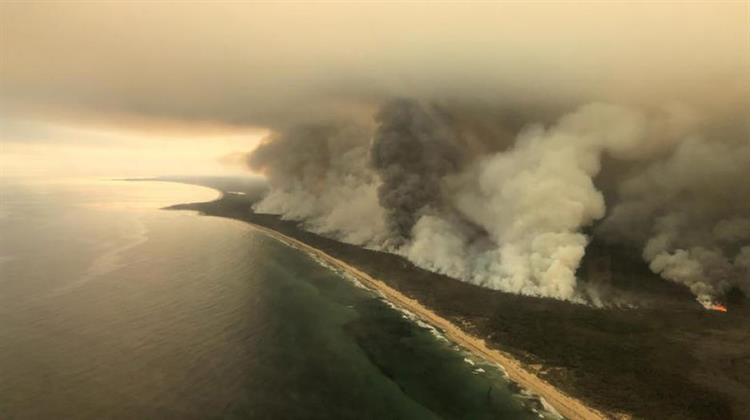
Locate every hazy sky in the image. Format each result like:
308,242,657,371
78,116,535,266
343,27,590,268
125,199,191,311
1,2,747,177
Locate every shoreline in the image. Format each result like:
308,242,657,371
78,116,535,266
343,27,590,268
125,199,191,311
242,219,608,420
161,181,750,419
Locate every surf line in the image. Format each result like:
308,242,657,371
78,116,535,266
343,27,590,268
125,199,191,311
247,221,610,420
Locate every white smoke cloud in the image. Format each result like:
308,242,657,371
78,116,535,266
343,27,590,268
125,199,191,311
403,104,649,300
404,214,472,280
249,123,389,247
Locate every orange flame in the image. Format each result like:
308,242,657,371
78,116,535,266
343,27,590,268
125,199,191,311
708,304,728,312
698,297,728,313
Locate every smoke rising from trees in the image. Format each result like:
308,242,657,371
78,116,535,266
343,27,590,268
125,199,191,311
248,99,749,306
370,99,464,244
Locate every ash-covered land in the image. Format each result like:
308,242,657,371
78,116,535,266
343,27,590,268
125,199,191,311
166,177,750,420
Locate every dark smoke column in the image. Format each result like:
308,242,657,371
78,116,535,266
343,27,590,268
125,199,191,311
370,98,461,244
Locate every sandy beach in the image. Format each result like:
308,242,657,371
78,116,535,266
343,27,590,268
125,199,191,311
245,221,609,420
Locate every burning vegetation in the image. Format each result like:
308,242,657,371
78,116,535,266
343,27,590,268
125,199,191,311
247,99,750,307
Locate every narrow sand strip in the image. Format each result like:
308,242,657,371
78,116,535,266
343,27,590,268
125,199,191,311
249,221,609,420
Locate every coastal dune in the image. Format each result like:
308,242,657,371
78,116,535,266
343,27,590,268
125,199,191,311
245,220,610,420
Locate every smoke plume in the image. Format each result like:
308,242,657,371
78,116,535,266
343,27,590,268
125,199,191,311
370,99,463,243
601,130,750,304
406,104,650,299
248,123,388,246
247,98,749,306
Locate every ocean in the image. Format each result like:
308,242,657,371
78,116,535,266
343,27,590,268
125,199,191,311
0,178,553,419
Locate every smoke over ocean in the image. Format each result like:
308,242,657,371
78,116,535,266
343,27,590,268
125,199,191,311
247,99,749,307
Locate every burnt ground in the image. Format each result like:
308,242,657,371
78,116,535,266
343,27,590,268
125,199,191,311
161,177,750,420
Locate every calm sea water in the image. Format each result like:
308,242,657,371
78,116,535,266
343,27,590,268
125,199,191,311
0,178,553,419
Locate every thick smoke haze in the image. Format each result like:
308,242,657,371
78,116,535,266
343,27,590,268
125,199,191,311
601,127,750,304
2,3,747,132
248,123,388,247
249,100,749,305
2,3,748,305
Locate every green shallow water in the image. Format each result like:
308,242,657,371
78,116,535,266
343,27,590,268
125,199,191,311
0,179,552,419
